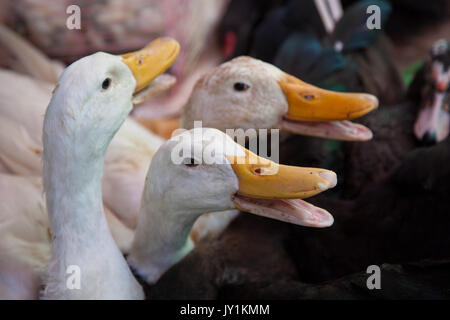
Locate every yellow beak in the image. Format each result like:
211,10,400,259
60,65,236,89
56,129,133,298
227,148,337,200
226,147,336,228
120,37,180,93
278,74,378,122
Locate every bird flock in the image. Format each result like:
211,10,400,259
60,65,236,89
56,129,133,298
0,3,449,300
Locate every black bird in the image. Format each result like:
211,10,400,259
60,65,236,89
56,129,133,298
219,0,405,105
409,39,450,145
279,40,449,199
344,39,450,198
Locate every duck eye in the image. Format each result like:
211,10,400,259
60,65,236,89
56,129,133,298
102,78,111,90
184,157,199,168
233,82,249,92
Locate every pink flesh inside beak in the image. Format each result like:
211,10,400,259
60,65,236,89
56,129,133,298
281,118,373,141
233,195,334,228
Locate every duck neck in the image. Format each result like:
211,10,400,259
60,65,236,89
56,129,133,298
42,133,143,299
45,153,106,237
128,194,197,284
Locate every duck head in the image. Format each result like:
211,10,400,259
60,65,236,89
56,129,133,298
146,128,337,228
181,56,378,141
130,127,337,284
44,38,179,158
413,39,450,145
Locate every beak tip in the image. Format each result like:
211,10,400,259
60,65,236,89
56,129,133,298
365,94,379,111
308,209,335,228
160,37,181,54
121,37,180,95
323,214,334,227
318,171,337,189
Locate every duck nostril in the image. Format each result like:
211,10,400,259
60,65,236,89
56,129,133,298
421,131,437,146
303,94,315,101
254,168,263,175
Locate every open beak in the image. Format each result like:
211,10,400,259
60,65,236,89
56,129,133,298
227,149,337,228
414,65,450,145
130,74,177,105
119,37,180,104
414,92,449,145
278,74,378,141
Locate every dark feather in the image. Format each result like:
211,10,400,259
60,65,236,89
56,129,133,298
274,32,347,86
274,33,324,79
331,0,392,52
249,6,293,62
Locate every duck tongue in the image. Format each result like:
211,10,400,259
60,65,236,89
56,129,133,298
233,195,334,228
281,118,373,141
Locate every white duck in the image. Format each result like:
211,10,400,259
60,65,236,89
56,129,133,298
0,173,133,299
180,56,378,141
126,127,337,284
0,71,169,229
0,25,174,230
0,37,179,299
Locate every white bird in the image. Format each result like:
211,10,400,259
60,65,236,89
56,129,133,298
181,56,378,141
0,173,133,299
127,127,337,284
0,25,174,230
0,37,179,299
0,68,173,229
